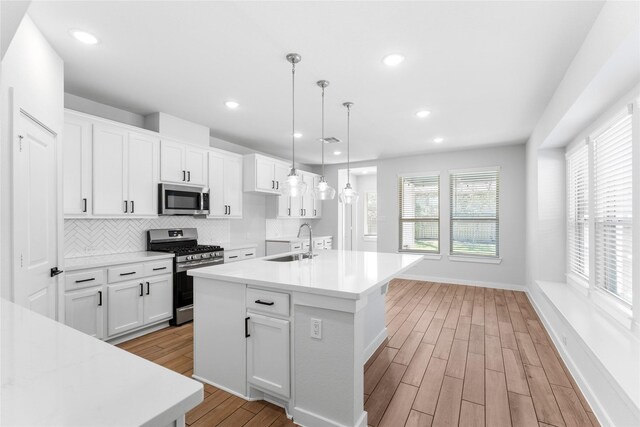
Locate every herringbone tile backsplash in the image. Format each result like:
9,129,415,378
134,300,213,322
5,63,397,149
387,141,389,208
64,218,230,258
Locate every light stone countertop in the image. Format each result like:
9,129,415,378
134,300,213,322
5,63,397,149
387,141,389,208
0,299,203,426
189,249,422,300
64,251,175,272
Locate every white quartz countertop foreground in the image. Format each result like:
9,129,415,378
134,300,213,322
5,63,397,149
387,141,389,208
65,251,175,271
189,250,423,299
1,299,203,426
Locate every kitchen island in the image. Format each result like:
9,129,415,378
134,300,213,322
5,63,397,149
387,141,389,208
1,299,203,427
189,250,422,427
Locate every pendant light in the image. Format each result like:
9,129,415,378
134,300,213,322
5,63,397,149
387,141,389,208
339,102,359,204
313,80,336,200
280,53,307,198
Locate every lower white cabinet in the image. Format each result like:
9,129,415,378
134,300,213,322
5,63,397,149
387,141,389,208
246,313,290,398
143,275,173,324
108,274,173,337
108,280,145,336
65,286,105,339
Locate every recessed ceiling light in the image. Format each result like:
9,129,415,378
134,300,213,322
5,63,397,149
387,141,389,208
70,30,99,45
415,110,431,118
333,151,341,155
434,137,444,143
224,101,239,109
382,53,405,67
293,132,303,138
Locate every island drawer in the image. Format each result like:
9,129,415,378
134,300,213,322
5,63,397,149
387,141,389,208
65,269,105,291
107,263,144,283
246,288,289,317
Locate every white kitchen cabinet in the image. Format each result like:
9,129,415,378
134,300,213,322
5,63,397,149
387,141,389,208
108,280,145,336
244,153,290,195
93,123,128,216
224,247,257,263
63,113,92,217
246,313,290,398
64,286,105,339
143,275,173,324
208,150,243,218
160,140,207,186
93,124,159,217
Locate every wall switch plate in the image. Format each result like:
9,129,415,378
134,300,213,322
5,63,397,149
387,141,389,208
311,318,322,339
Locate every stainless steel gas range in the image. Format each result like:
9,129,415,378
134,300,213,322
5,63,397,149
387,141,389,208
147,228,224,325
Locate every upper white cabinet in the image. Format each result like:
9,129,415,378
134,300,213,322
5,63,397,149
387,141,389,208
93,124,159,217
160,140,207,186
244,153,290,195
208,150,243,218
272,171,322,219
63,113,93,217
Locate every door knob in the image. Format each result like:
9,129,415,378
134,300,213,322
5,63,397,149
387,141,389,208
50,267,64,277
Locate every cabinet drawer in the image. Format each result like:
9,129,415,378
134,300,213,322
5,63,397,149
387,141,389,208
144,259,173,276
65,269,105,291
246,288,289,317
225,249,243,263
314,240,324,248
323,238,333,249
290,242,302,251
241,249,256,260
108,263,144,283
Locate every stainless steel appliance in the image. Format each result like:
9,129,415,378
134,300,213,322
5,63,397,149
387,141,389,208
147,228,223,325
158,183,210,216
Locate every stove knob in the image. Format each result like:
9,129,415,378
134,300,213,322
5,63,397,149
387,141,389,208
186,255,193,261
200,254,207,259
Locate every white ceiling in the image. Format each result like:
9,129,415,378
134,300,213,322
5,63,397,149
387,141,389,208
27,1,603,165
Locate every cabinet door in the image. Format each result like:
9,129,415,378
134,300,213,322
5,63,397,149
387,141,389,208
208,152,226,217
65,287,104,339
185,146,207,186
160,140,186,183
312,175,322,218
224,155,243,217
108,281,144,337
93,123,127,216
127,132,159,216
143,275,172,325
63,116,92,216
256,157,275,192
247,313,290,398
302,173,315,217
274,163,290,192
277,193,290,217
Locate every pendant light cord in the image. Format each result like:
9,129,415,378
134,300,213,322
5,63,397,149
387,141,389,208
321,86,325,178
291,61,296,171
346,103,351,185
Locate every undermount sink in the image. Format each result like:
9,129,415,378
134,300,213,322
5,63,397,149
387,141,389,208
266,253,316,262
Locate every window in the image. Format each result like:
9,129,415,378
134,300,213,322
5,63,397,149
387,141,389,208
399,174,440,252
593,110,633,305
566,105,635,311
365,192,377,238
450,168,499,257
566,143,589,281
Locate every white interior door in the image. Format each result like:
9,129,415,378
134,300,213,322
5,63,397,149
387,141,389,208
14,111,58,318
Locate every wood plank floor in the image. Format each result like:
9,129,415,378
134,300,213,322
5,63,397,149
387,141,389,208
119,280,598,427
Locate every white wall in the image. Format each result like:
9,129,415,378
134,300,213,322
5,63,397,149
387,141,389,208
144,112,210,147
315,144,527,287
64,93,145,128
1,14,64,300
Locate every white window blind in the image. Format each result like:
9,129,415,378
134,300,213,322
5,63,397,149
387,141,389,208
593,110,633,305
450,169,499,257
365,192,377,237
399,174,440,252
566,143,590,281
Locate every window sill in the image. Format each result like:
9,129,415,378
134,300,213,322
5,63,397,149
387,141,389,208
398,251,441,260
448,255,502,264
363,236,377,242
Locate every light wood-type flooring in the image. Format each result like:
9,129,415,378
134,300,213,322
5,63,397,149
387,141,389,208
119,279,598,427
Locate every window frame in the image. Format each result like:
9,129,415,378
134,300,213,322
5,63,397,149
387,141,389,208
364,191,377,240
398,172,441,254
448,166,500,259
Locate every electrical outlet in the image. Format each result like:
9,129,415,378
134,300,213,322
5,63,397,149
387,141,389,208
311,318,322,339
561,335,568,346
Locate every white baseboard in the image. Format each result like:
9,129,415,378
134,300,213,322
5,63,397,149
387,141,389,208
362,328,387,364
106,321,170,345
396,274,526,292
293,406,367,427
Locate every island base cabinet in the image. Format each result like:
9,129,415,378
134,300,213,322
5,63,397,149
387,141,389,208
247,313,290,398
65,286,105,339
108,281,145,336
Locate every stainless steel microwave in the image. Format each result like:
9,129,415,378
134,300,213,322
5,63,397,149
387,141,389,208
158,183,210,215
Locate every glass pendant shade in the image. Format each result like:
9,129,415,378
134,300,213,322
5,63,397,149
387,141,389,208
339,182,359,204
313,177,336,200
281,169,308,198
